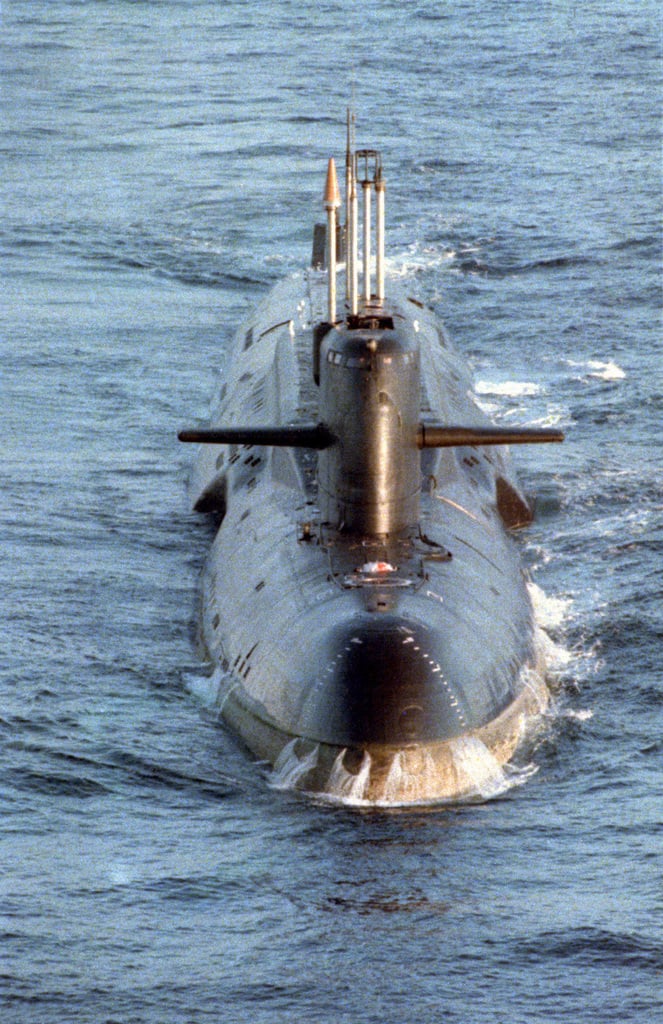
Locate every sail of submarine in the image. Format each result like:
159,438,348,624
179,116,563,806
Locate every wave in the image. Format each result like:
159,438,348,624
517,926,663,972
6,767,109,798
3,736,238,804
105,748,237,800
452,252,597,279
1,220,274,291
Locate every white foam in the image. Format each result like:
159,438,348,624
519,664,551,713
384,248,455,279
561,707,594,722
311,739,542,809
588,359,625,381
528,581,572,631
183,667,223,707
474,397,501,416
475,380,543,398
537,627,573,674
325,749,372,802
449,735,512,800
527,582,575,677
270,739,319,789
382,748,439,804
521,405,568,428
565,358,626,381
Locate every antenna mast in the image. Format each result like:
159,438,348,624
355,148,384,308
330,109,386,321
346,108,358,316
375,162,385,303
324,157,341,323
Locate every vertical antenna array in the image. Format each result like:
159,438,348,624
322,112,386,320
339,109,386,318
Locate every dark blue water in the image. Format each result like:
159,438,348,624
2,2,661,1021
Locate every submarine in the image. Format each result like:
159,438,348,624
179,117,563,806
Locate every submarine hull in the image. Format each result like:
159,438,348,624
189,270,550,805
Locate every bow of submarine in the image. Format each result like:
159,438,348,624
216,554,538,761
214,571,541,804
295,613,484,747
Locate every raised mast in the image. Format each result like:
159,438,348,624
362,171,372,301
348,144,385,314
375,166,385,303
345,109,353,304
326,116,388,320
323,157,341,324
345,110,359,316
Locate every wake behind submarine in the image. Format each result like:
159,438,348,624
179,118,563,806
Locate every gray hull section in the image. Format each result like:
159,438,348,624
190,270,547,804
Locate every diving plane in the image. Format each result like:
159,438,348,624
179,117,563,805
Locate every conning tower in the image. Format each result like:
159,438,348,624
317,323,421,536
180,113,563,540
317,118,420,536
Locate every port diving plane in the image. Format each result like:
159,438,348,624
179,116,563,806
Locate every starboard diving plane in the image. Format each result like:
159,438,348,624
179,115,563,806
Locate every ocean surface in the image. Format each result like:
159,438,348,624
2,1,661,1021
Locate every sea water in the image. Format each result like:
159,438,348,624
2,2,661,1021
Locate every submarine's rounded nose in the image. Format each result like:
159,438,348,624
295,615,470,746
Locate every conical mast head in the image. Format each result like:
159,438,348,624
324,157,341,210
